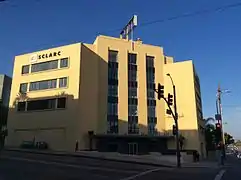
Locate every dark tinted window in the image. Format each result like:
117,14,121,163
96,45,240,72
19,83,28,93
27,99,56,111
59,77,68,88
22,65,30,74
60,58,69,68
17,102,26,111
57,97,66,108
128,53,137,64
108,51,118,62
29,79,57,91
31,60,58,73
146,56,154,67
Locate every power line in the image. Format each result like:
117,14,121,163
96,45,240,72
100,1,241,35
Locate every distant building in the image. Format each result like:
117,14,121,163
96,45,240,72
0,74,12,146
6,35,204,155
0,74,12,126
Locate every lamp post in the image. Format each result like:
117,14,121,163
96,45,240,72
166,73,181,168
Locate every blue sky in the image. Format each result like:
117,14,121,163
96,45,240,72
0,0,241,138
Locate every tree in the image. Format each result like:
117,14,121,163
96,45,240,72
224,132,235,145
205,123,216,151
204,117,215,125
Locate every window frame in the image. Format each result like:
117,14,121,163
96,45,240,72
19,83,28,93
59,77,68,88
60,57,69,68
21,65,30,75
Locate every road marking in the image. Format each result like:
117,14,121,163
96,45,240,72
119,168,163,180
1,156,139,174
214,169,226,180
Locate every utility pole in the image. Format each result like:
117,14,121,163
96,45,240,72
216,84,228,159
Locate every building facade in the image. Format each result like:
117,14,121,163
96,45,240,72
6,35,204,154
163,60,206,157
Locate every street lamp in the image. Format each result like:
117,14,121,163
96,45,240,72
166,73,181,168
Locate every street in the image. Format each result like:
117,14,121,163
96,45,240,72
0,150,230,180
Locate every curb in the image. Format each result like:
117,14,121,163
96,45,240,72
4,148,174,168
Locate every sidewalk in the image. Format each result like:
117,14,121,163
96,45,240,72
4,147,219,168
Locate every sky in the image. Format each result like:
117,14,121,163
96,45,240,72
0,0,241,138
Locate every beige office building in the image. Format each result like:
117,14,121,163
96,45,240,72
6,35,205,155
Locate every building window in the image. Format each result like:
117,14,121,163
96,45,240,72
107,50,119,134
128,105,137,116
22,65,30,74
148,124,157,135
128,98,138,105
60,58,69,68
108,85,118,97
27,98,56,111
57,97,66,108
59,77,68,88
31,60,58,73
128,70,137,81
19,83,28,93
17,97,67,112
108,68,118,80
146,72,155,83
128,53,137,64
146,56,157,135
148,106,156,117
17,102,26,111
146,56,154,67
147,89,155,99
108,50,118,62
148,117,157,124
107,103,118,115
29,79,57,91
128,88,137,98
128,123,139,134
107,118,118,134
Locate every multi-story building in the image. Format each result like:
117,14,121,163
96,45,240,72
0,74,12,147
163,59,206,157
6,35,204,155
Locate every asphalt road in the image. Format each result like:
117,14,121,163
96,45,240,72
221,155,241,180
0,150,234,180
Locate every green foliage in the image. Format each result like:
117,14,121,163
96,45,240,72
224,132,235,145
205,124,216,151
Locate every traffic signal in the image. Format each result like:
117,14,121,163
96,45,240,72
166,109,172,115
157,83,164,100
172,125,177,135
167,93,173,106
215,123,222,143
